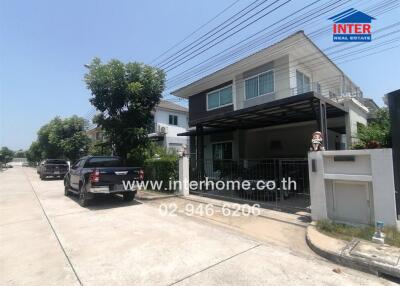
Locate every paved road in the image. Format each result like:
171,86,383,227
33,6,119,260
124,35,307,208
0,167,395,286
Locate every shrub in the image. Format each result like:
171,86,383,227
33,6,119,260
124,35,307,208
144,156,178,192
353,108,392,149
316,220,400,247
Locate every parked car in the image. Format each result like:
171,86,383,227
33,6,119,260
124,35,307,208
37,159,69,180
64,156,143,207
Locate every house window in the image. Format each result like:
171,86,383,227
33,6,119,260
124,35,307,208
212,142,232,172
95,132,102,141
169,115,178,125
207,86,232,110
316,83,321,95
148,115,155,133
296,70,311,94
212,142,232,160
245,70,274,99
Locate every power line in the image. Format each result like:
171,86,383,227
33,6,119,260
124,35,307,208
155,0,265,67
162,38,399,104
162,23,400,103
165,0,351,85
163,0,294,72
165,0,393,87
165,0,397,90
149,0,242,64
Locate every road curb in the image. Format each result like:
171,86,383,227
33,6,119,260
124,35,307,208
306,224,400,280
136,191,177,201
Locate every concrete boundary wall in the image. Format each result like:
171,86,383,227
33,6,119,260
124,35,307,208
308,149,398,228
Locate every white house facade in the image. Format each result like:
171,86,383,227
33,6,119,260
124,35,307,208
148,100,189,151
86,100,189,153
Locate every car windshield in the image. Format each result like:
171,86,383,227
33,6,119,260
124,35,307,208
46,159,67,164
85,157,122,168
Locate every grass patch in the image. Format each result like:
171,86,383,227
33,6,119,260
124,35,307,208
316,220,400,248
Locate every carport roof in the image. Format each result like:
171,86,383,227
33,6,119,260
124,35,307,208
180,92,347,133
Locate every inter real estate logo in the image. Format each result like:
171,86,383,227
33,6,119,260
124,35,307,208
329,8,376,42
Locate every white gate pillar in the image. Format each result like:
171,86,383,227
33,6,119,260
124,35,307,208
178,146,189,196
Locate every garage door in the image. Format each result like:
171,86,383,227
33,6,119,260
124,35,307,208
332,181,372,225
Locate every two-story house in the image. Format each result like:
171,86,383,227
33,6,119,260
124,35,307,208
87,100,189,153
148,100,189,151
172,31,376,209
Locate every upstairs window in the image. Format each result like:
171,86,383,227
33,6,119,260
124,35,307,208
296,70,311,94
207,85,232,110
169,115,178,126
245,70,274,99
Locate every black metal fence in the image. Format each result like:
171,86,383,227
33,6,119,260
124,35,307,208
189,157,310,212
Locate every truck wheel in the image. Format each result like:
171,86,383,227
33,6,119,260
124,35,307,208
78,184,89,207
39,174,45,180
123,192,135,202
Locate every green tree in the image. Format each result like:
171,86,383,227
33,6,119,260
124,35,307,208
0,147,14,164
26,141,43,164
88,141,113,156
51,116,91,161
353,108,392,149
30,116,91,162
37,119,63,159
14,149,26,158
84,58,166,163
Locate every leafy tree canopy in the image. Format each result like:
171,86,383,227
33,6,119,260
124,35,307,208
84,58,166,162
14,149,26,158
353,108,392,149
0,147,15,163
26,141,43,164
27,116,90,163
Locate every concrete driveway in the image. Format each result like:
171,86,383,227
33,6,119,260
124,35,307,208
0,167,395,285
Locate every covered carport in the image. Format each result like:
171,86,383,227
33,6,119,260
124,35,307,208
178,92,348,211
180,91,347,176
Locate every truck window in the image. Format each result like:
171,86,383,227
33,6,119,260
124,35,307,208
84,157,122,168
71,160,81,169
46,159,67,164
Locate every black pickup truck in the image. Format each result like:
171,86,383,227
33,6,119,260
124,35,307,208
37,159,69,180
64,156,143,206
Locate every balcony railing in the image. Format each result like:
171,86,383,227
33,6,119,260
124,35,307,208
291,82,321,96
291,82,363,99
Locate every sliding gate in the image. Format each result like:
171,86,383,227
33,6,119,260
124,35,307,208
189,158,310,212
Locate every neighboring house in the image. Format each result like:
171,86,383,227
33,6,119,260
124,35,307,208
86,126,105,143
171,31,377,209
148,100,189,151
86,100,189,152
358,97,380,120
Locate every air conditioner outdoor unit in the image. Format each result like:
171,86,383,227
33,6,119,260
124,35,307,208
157,124,167,134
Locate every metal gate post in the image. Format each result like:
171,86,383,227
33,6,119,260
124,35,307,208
277,159,283,207
387,89,400,217
196,124,204,181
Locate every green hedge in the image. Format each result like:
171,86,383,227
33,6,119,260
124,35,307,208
144,156,178,192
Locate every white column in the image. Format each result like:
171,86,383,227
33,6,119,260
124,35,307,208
178,155,189,196
308,151,328,221
370,149,397,226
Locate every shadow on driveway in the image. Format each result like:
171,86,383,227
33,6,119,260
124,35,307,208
67,193,142,211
